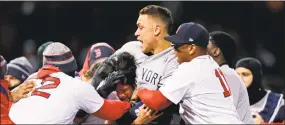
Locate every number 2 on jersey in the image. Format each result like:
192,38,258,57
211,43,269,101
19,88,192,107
31,76,61,99
215,69,231,97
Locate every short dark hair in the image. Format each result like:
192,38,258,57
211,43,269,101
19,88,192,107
139,5,173,33
115,52,137,88
210,31,237,67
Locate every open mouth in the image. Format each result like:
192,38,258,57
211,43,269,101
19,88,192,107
137,38,143,43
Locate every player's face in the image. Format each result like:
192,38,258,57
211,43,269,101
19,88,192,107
174,44,196,64
4,75,21,89
135,14,157,54
116,83,134,101
235,67,253,88
174,44,190,64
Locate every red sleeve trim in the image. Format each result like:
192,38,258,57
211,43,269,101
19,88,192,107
92,99,131,120
137,88,172,110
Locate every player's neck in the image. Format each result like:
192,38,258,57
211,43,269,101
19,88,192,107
152,34,172,54
215,57,227,67
188,49,207,62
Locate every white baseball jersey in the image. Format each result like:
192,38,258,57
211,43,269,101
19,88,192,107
159,55,243,124
9,72,104,124
115,41,179,90
220,65,254,124
82,92,120,124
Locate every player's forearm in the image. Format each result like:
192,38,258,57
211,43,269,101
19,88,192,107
92,99,131,120
137,88,172,110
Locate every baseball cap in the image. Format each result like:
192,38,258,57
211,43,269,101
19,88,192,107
165,22,209,48
37,41,54,68
79,42,115,76
88,42,115,67
43,42,78,74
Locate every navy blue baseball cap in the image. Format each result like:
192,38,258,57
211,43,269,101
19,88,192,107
165,22,209,48
89,43,115,66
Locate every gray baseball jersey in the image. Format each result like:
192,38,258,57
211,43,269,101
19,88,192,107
220,65,254,124
115,41,179,90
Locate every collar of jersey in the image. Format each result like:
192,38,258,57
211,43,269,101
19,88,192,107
37,65,61,78
146,47,173,61
194,55,211,60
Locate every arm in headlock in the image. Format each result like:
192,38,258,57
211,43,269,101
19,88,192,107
137,88,172,111
92,99,131,120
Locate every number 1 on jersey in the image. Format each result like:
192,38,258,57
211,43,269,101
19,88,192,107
215,69,231,97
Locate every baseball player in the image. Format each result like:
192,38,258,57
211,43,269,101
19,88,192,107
108,5,178,90
91,5,180,125
5,56,33,90
73,42,115,124
0,55,35,124
89,50,166,125
8,42,131,124
0,55,15,124
78,51,137,124
137,22,243,124
207,31,254,124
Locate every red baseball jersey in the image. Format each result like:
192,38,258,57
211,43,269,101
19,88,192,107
0,79,14,124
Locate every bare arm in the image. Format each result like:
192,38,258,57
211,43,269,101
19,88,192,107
132,104,163,125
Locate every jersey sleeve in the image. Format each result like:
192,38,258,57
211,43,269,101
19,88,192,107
75,82,104,114
159,63,193,105
158,54,179,88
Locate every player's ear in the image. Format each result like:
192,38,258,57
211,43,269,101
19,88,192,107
154,24,161,36
213,48,221,57
188,45,196,55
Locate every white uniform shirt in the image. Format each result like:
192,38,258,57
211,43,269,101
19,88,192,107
220,65,254,124
115,41,179,90
159,55,243,124
82,92,120,124
9,72,104,124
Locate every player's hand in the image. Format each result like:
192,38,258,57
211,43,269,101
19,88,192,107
73,110,89,125
91,56,117,89
97,71,126,98
133,104,163,125
10,80,35,102
104,71,126,90
253,112,264,124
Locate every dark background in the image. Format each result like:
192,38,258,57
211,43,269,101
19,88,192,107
0,1,284,92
